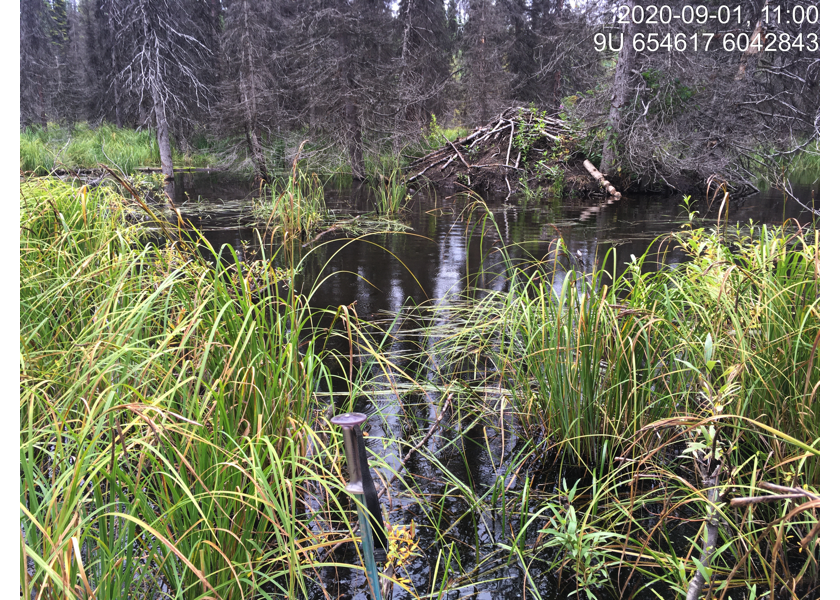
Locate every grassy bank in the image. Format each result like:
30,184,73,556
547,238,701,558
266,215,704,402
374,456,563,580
20,177,819,598
18,119,471,191
424,201,819,597
19,178,365,598
20,123,216,175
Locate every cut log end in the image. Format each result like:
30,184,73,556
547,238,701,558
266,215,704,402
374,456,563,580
583,160,622,199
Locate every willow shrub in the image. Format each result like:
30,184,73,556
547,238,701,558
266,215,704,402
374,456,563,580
20,178,356,599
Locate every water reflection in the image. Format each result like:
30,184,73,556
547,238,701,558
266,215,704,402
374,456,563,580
164,172,818,320
159,172,818,599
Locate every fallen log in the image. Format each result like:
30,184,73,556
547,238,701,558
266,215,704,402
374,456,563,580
407,154,450,183
583,159,622,199
136,167,224,173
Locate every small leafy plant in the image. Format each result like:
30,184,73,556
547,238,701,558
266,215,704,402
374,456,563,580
540,480,620,599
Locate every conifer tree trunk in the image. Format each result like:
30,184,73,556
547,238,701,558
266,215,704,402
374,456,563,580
240,0,269,183
346,98,365,180
600,0,637,177
393,0,412,154
241,70,269,183
338,22,365,180
112,40,122,128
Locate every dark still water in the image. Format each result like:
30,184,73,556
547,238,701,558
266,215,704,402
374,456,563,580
164,172,818,599
168,172,818,319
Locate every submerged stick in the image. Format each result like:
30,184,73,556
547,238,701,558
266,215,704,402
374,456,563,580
301,216,360,248
379,393,453,498
686,461,722,600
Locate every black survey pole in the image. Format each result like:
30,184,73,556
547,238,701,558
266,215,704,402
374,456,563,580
352,424,389,555
330,413,388,598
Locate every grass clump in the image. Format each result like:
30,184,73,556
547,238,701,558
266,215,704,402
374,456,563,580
372,168,410,216
19,177,375,599
419,199,819,597
402,114,470,160
437,203,819,461
253,168,328,241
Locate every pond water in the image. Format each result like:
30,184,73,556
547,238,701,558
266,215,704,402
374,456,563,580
164,172,818,599
169,172,817,320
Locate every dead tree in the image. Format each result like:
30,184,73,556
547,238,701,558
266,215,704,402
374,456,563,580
461,0,511,126
393,0,453,151
218,0,277,183
576,0,821,194
284,0,396,180
112,0,212,179
21,0,55,127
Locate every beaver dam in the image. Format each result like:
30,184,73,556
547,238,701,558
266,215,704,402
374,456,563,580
408,106,622,200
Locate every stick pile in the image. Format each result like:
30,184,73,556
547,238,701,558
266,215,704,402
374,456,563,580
407,106,614,199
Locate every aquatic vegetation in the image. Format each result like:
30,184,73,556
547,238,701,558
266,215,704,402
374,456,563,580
19,177,819,599
253,166,328,240
372,167,411,215
418,201,819,597
329,214,412,235
19,178,367,599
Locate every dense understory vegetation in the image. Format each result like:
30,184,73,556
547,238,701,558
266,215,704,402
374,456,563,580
22,0,819,192
21,177,344,598
20,179,819,599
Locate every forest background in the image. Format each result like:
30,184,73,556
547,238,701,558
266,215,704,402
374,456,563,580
19,0,820,195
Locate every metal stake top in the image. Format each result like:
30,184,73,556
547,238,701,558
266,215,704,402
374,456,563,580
330,411,386,600
330,412,368,427
331,412,368,491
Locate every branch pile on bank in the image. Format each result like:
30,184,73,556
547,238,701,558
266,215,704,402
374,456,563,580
408,107,618,198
